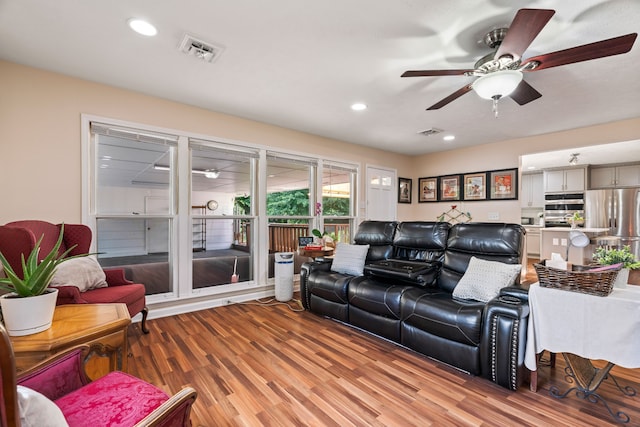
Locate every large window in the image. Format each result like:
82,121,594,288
321,161,357,244
91,123,177,296
86,116,359,305
189,140,258,289
265,153,316,276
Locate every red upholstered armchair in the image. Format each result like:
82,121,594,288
0,220,149,333
0,323,197,426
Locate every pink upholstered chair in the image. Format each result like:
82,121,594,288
0,323,197,427
0,220,149,333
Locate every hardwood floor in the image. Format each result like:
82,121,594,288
127,291,640,426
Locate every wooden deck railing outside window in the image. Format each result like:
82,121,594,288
240,223,351,252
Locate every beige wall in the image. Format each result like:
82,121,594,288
0,61,411,223
409,117,640,224
2,60,639,226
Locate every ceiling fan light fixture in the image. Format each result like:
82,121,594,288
471,70,523,100
204,169,220,179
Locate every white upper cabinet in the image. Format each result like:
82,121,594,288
544,167,587,193
590,164,640,188
521,173,544,207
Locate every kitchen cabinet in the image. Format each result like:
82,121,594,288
521,173,544,208
544,167,587,193
524,226,541,257
590,164,640,188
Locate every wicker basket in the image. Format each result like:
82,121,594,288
534,261,620,297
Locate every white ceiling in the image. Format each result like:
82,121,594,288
1,0,639,162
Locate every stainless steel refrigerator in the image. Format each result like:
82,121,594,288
585,188,640,258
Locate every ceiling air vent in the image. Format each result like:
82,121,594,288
418,128,443,137
179,34,224,63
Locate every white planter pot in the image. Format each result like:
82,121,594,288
0,288,58,336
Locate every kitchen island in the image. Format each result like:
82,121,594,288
540,227,610,265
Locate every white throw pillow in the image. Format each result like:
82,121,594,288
330,243,370,276
452,256,522,303
49,257,108,292
17,385,69,427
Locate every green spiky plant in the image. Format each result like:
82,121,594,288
0,224,83,297
593,245,640,270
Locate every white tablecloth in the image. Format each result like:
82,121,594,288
524,282,640,371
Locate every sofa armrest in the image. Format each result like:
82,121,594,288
300,260,333,309
135,387,197,427
17,346,91,401
499,285,529,303
103,268,134,286
480,295,530,390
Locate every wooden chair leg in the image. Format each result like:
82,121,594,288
140,307,150,334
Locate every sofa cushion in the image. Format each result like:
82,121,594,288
330,243,370,276
55,371,168,427
353,221,397,262
439,223,524,292
348,276,407,318
452,256,521,303
17,385,69,427
79,283,146,318
49,257,108,292
401,289,485,346
392,221,450,261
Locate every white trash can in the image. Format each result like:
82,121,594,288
274,252,294,302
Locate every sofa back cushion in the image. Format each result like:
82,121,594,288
439,222,525,293
353,221,398,262
392,221,451,262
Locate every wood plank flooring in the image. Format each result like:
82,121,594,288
127,292,640,426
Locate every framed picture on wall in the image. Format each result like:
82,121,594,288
398,177,412,203
439,175,461,201
463,172,487,201
489,168,518,200
418,177,438,202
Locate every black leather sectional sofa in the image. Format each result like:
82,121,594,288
300,221,529,390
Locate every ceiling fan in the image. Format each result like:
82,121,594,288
401,8,637,116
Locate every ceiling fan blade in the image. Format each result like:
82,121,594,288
495,8,555,61
522,33,638,72
509,80,542,106
401,69,473,77
427,84,473,110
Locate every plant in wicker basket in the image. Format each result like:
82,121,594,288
593,246,640,269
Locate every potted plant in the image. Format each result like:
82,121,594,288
0,224,81,336
312,229,336,248
592,245,640,288
567,212,584,228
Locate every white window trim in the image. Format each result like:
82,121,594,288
81,113,360,319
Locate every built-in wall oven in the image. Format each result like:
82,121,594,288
544,193,584,227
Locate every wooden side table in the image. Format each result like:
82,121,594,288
297,247,334,259
11,303,131,380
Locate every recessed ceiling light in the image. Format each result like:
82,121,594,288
527,166,537,170
128,18,157,36
443,135,455,141
351,103,367,111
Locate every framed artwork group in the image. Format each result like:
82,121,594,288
416,168,518,203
